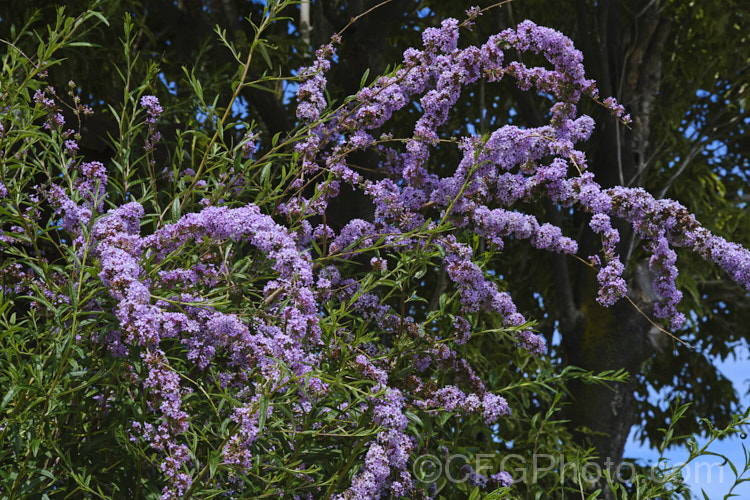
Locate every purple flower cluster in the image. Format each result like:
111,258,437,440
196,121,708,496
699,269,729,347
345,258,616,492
335,385,415,498
464,6,482,29
491,470,513,488
223,397,272,468
296,34,341,122
65,139,79,155
335,429,415,499
471,206,577,254
47,183,91,237
7,9,747,499
44,159,109,246
140,95,163,158
602,96,632,124
90,200,326,497
141,95,163,124
241,130,259,159
416,384,510,424
78,161,108,211
33,86,65,129
289,11,750,339
603,186,750,326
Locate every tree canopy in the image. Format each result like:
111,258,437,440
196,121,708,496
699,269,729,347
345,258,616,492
0,1,749,499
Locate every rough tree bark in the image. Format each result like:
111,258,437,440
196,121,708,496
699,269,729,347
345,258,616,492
555,3,674,497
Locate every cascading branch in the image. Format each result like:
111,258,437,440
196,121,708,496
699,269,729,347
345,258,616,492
283,11,750,497
291,14,750,331
2,5,750,499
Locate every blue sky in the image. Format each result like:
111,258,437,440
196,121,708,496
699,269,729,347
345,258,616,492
624,341,750,498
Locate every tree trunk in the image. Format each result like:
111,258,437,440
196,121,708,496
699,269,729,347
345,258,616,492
561,262,662,497
556,3,673,498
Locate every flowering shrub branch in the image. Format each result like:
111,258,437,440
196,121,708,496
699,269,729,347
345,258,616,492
1,2,749,499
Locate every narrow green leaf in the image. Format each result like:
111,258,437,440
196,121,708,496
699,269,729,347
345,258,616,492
359,68,370,89
258,43,273,69
258,396,268,431
171,197,181,221
0,388,15,412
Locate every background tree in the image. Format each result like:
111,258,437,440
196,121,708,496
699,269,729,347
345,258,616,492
1,0,748,498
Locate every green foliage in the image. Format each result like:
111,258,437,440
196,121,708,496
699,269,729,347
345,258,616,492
0,1,748,499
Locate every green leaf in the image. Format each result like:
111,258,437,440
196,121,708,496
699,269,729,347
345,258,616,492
260,163,271,188
258,42,273,70
208,450,220,477
171,197,181,221
359,68,370,89
89,10,110,26
0,387,15,412
467,486,480,500
258,396,268,432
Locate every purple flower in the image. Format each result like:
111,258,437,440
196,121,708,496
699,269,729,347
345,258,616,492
515,331,546,355
370,256,387,272
241,131,259,159
461,464,488,489
46,183,92,239
141,95,163,157
76,161,108,211
464,6,482,29
422,18,460,53
296,36,340,122
141,95,163,123
481,393,510,423
491,470,513,488
453,316,472,344
65,139,79,155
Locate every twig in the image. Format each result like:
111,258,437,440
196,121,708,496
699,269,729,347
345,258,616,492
570,254,694,349
337,0,394,37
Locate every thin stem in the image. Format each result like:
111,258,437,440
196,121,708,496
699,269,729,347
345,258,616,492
178,2,285,214
570,254,693,349
337,0,394,37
